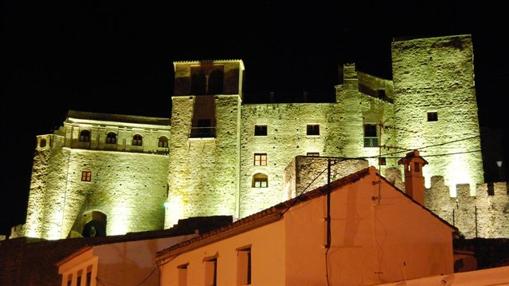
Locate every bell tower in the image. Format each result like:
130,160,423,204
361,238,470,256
165,60,244,227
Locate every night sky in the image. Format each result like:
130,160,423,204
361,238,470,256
2,1,508,235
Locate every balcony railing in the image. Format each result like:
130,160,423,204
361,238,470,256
190,126,216,138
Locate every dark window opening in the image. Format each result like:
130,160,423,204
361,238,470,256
306,124,320,136
106,132,117,144
379,157,386,165
81,211,107,238
427,112,438,122
86,271,92,286
364,124,378,147
254,125,267,136
158,136,168,148
252,173,268,188
208,70,224,94
40,138,47,148
191,68,206,95
79,130,91,142
132,134,143,146
191,119,215,138
414,162,420,172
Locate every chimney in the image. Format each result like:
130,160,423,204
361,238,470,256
398,150,428,205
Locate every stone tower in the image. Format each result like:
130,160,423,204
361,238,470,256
165,60,244,227
392,35,484,195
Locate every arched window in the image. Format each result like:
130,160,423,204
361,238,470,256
132,134,143,146
208,69,224,94
40,138,47,148
79,130,91,142
81,211,107,238
158,136,168,148
252,173,268,188
106,132,117,144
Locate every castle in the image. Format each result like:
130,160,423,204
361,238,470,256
23,34,508,240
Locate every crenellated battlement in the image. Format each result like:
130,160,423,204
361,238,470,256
425,176,508,238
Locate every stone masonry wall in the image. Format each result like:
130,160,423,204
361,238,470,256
392,35,484,194
166,95,240,227
283,156,368,198
425,178,508,238
239,83,394,217
25,134,168,239
240,103,342,217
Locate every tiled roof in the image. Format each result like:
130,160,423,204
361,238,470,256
0,216,231,286
157,167,457,262
156,167,373,261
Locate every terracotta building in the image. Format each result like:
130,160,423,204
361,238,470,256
156,166,456,285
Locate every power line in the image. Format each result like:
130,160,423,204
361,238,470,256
363,134,482,159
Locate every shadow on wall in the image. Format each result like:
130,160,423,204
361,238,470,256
69,211,107,238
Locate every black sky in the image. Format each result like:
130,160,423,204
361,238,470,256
2,1,508,235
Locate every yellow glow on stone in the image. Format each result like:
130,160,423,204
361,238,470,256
109,203,131,235
446,154,473,197
164,196,184,228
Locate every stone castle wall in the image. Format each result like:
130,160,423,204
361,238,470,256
425,177,508,238
283,156,368,198
166,95,241,227
25,119,170,240
392,35,484,194
240,103,341,217
24,35,497,239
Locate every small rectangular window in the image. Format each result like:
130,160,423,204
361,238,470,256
237,247,251,286
414,162,420,172
254,125,267,136
253,153,267,166
81,171,92,182
306,124,320,136
379,157,386,165
67,274,72,286
205,258,217,286
427,112,438,122
178,264,188,286
307,152,319,157
77,270,82,286
363,124,378,147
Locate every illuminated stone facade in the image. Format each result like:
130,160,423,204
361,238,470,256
392,35,483,194
25,112,170,239
25,35,503,240
425,179,509,238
